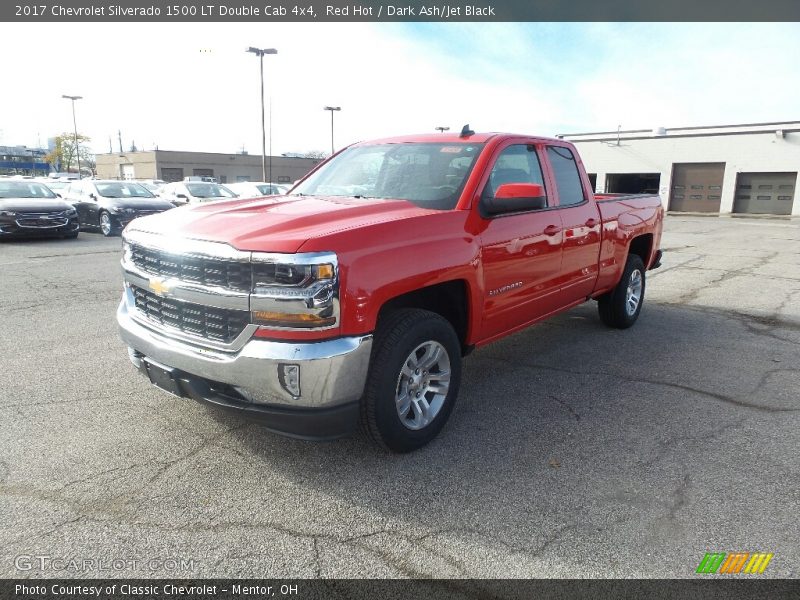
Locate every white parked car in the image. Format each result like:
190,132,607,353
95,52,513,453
159,181,238,206
226,181,289,199
136,179,167,197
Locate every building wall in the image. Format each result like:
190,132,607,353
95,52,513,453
0,145,50,176
564,128,800,216
95,150,320,184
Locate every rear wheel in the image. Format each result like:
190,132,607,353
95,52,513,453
598,254,646,329
361,309,462,453
99,211,115,237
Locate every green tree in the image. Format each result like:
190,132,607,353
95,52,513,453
45,132,94,175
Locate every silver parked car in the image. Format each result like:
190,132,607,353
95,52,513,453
159,181,238,206
227,182,289,199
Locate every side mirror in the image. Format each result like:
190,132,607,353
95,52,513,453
481,183,547,217
176,193,188,200
88,193,97,201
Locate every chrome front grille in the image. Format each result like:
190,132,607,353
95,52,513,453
131,285,249,344
15,211,70,228
129,243,251,292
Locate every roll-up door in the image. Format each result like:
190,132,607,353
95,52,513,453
669,163,725,212
733,172,795,215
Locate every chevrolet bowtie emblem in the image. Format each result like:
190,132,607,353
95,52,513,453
149,278,170,296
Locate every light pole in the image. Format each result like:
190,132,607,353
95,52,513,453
246,46,277,182
323,106,341,156
435,126,450,133
62,95,82,179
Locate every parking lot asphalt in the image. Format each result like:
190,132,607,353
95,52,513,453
1,215,799,580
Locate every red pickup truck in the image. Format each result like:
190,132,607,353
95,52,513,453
117,130,663,452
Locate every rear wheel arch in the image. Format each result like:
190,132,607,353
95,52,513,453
628,233,654,268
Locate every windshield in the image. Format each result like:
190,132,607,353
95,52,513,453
95,182,154,198
186,183,237,198
0,181,58,199
291,142,483,210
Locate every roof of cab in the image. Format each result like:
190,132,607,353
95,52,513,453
350,132,565,146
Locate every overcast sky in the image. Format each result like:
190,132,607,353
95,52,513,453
1,22,798,155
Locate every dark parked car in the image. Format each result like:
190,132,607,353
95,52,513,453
0,180,80,239
63,180,175,237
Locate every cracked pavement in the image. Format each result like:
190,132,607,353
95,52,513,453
1,215,798,578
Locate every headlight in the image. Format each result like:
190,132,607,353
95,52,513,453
250,252,339,329
121,238,132,264
0,210,17,217
65,207,77,217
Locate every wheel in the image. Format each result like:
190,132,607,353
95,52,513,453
99,211,116,237
598,254,646,329
361,309,462,453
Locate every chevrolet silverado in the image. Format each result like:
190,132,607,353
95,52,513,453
117,130,663,452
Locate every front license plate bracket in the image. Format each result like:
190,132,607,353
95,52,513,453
143,359,184,398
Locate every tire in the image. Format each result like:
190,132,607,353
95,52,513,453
361,309,462,453
598,254,646,329
99,211,116,237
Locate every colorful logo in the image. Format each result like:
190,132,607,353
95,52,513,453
696,552,774,574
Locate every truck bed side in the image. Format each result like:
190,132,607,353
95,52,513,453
593,193,664,296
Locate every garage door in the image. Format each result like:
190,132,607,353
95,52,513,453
669,163,725,212
733,172,796,216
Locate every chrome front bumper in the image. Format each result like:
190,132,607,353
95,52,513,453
117,298,373,410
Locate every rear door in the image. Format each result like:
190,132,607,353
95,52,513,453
477,142,564,340
543,144,602,302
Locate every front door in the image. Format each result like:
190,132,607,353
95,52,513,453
478,143,564,341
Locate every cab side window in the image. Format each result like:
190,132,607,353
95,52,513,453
546,146,585,207
481,144,546,206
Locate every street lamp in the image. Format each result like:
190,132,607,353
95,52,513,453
323,106,341,156
62,95,82,179
435,126,450,133
246,46,278,182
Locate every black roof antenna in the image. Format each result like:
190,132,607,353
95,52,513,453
460,124,475,138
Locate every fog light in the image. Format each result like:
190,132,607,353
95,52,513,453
278,364,301,397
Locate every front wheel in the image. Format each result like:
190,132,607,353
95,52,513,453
361,309,462,453
99,211,116,237
598,254,646,329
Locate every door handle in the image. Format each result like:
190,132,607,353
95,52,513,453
543,224,561,236
585,218,598,228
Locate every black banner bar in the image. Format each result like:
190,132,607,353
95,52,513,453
3,0,800,22
5,579,800,600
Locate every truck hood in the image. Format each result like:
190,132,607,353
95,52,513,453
129,195,438,253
